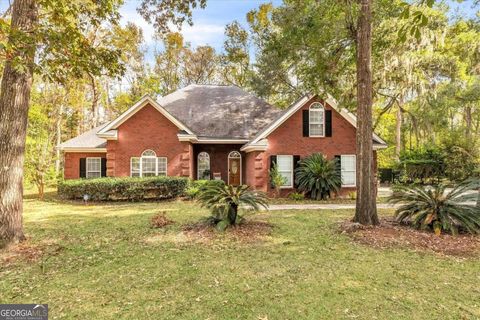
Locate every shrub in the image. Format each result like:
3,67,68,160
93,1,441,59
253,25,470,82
197,184,269,229
269,163,286,197
397,147,445,184
295,153,341,200
288,192,305,201
185,179,225,199
150,212,174,228
388,179,480,235
58,176,189,201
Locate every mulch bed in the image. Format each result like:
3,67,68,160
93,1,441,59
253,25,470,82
182,220,273,243
340,217,480,257
0,240,64,266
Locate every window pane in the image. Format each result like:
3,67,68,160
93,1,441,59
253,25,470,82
341,156,355,171
198,152,210,180
158,157,167,175
342,172,355,186
142,150,156,157
86,158,101,179
277,155,293,171
341,155,356,186
280,172,292,186
142,157,156,175
131,158,140,177
309,123,324,136
310,111,323,123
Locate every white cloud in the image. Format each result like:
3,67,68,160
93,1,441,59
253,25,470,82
119,3,225,50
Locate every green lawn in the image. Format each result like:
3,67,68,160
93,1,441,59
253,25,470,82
1,196,479,319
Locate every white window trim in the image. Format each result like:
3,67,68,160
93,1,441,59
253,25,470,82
130,150,168,177
86,157,101,179
197,152,211,180
277,155,294,189
227,151,242,185
309,102,325,137
341,155,356,187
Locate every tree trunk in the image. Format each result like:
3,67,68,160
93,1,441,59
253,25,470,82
228,203,238,225
55,103,64,174
0,0,38,247
88,73,99,128
464,105,472,141
354,0,379,225
395,106,402,160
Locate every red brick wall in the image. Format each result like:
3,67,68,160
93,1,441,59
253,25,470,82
106,103,192,178
250,96,366,197
64,152,107,179
193,144,245,183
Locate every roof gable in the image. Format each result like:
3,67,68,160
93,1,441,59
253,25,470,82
245,94,387,149
98,95,194,135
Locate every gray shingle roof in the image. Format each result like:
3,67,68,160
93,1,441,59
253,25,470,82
158,85,284,139
58,124,107,149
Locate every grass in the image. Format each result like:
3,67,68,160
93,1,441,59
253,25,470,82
1,194,479,319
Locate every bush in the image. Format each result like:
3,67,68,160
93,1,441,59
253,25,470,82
58,176,189,201
185,179,225,199
388,179,480,235
288,192,305,201
295,153,341,200
150,212,174,228
397,147,445,184
197,184,268,228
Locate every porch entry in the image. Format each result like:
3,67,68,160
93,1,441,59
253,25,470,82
228,151,241,186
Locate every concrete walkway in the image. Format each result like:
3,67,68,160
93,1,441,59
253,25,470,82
266,203,398,211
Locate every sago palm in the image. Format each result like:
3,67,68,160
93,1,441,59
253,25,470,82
197,184,269,227
388,180,480,235
295,153,341,200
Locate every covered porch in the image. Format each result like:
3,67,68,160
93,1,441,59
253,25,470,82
192,144,246,185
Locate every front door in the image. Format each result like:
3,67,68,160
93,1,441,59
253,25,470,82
228,157,241,185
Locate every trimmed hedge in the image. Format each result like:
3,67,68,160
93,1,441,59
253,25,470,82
58,176,189,201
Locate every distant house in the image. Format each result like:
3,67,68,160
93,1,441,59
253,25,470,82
58,84,387,196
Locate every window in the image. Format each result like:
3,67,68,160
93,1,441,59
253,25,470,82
341,155,356,187
309,102,325,137
157,157,167,176
131,157,140,177
86,158,101,179
130,150,168,177
197,152,210,180
277,155,293,188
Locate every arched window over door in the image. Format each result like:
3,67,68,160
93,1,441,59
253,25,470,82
228,151,242,185
197,152,211,180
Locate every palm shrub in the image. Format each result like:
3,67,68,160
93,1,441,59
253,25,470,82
197,184,269,230
388,180,480,235
295,153,341,200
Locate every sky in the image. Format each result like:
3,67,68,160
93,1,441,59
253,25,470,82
118,0,282,64
0,0,477,63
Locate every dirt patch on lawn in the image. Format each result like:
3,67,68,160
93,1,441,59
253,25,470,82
0,240,64,266
340,217,480,257
182,219,273,243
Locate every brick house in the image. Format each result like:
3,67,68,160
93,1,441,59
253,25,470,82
59,85,387,196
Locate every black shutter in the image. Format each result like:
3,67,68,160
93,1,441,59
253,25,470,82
101,158,107,177
302,110,309,137
79,158,86,178
270,155,277,188
325,110,332,137
334,155,341,179
293,155,301,188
